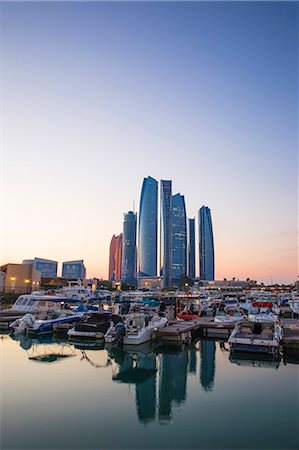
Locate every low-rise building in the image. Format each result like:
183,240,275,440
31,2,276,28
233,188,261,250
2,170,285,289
62,260,86,279
0,263,41,294
22,257,58,278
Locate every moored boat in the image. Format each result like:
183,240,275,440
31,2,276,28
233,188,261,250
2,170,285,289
228,319,282,355
123,313,167,345
67,312,111,340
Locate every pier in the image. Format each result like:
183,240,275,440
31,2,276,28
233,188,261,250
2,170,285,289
155,317,235,345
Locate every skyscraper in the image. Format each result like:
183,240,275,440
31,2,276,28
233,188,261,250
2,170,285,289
172,193,187,281
199,206,215,281
188,218,196,279
138,176,158,277
122,211,137,285
108,233,123,281
160,180,172,288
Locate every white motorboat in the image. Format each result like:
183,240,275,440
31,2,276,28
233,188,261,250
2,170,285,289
228,319,282,355
248,301,278,322
123,313,167,345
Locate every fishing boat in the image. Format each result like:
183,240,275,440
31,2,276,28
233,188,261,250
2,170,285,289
123,312,167,345
67,312,111,340
228,319,282,354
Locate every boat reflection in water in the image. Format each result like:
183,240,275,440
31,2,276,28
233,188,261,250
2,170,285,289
10,334,76,363
229,351,281,369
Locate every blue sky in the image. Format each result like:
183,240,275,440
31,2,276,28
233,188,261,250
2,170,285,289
1,1,298,282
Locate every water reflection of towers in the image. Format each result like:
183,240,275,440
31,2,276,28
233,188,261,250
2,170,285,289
110,339,216,424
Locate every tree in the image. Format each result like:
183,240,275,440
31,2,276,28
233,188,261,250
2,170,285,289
179,275,194,288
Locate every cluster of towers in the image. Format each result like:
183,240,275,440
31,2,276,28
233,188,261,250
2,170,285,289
108,176,214,287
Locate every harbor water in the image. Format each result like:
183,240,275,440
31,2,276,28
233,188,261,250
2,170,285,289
1,333,298,449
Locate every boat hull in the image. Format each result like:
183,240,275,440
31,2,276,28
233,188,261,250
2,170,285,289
230,343,279,354
67,329,105,340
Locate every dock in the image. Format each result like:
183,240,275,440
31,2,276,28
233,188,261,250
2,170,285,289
155,317,235,345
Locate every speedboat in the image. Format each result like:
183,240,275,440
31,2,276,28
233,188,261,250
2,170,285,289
67,312,111,340
248,301,278,322
228,319,282,355
123,313,167,345
9,311,83,335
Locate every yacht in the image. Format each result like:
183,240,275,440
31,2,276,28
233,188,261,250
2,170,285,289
123,312,167,345
228,319,282,355
10,311,83,335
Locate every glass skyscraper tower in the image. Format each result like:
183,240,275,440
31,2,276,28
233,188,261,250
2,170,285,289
122,211,137,285
199,206,215,281
160,180,172,288
138,176,158,277
188,218,196,279
172,193,187,281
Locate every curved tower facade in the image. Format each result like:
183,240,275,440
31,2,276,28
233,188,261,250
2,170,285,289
138,176,158,277
199,206,215,281
172,193,187,280
122,211,137,285
160,180,172,288
108,234,123,281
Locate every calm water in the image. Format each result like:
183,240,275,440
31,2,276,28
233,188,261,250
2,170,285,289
1,333,298,450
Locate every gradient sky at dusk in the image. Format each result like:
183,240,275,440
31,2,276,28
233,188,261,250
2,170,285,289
2,1,298,283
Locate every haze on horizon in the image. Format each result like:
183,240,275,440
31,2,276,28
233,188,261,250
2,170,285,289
1,2,298,284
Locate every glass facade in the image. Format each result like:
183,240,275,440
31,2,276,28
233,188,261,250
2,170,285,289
23,258,58,278
122,211,137,285
188,218,196,279
160,180,172,288
172,193,187,281
199,206,215,281
108,234,123,281
138,176,158,277
62,260,86,279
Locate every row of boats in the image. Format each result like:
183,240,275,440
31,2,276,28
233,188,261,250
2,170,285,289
1,287,299,355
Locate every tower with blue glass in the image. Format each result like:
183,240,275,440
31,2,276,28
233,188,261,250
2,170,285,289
172,193,187,281
199,206,215,281
138,176,158,278
122,211,137,285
